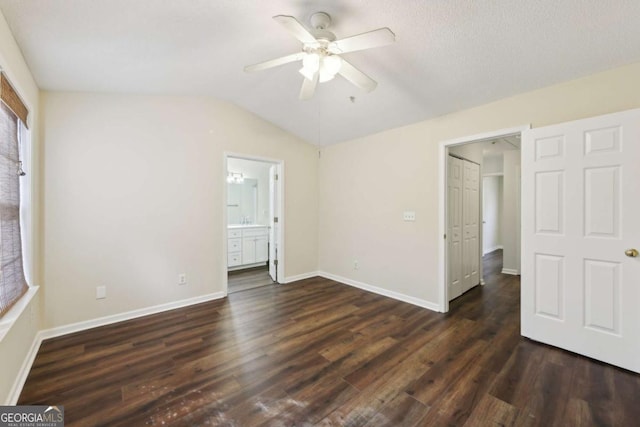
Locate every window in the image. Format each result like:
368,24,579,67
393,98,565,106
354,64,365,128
0,72,29,317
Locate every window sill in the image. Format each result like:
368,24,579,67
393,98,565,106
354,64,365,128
0,286,39,342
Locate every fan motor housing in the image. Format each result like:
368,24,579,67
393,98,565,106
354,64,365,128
309,12,331,30
311,29,336,42
309,12,335,41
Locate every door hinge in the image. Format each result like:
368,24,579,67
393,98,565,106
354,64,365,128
444,233,447,239
274,217,279,223
274,173,278,181
274,259,278,266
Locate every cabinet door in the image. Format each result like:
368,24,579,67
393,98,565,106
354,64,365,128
228,238,242,253
255,236,268,263
228,252,242,267
242,237,256,264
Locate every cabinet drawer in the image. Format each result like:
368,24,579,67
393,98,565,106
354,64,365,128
228,229,242,238
242,227,268,238
228,238,242,252
227,252,242,267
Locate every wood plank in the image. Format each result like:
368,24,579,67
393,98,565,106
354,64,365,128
463,394,520,427
17,250,640,426
362,392,430,427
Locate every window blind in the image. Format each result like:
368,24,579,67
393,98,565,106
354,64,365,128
0,72,29,128
0,101,28,316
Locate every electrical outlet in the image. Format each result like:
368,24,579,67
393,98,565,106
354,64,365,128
353,260,359,270
178,273,187,286
96,286,106,299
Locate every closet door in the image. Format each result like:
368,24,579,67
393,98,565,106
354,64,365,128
449,155,481,301
462,161,480,292
448,156,463,300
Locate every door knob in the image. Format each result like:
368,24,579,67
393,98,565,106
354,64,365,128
625,248,639,257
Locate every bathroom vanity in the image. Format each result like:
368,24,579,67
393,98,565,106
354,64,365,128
227,225,268,270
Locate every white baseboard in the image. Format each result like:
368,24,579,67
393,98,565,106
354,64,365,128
318,271,440,312
483,245,503,255
281,271,319,284
501,268,520,275
6,274,441,403
40,292,225,340
6,329,44,405
6,292,225,404
228,262,266,272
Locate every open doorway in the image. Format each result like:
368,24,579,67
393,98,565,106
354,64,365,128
480,139,521,276
224,154,284,294
438,125,529,312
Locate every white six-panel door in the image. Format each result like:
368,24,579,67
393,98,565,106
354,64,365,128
462,160,480,292
448,156,463,299
521,108,640,373
448,155,480,300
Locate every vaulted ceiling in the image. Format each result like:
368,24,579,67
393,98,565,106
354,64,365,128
1,1,639,145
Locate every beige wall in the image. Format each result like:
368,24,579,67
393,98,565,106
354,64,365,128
41,92,318,328
501,150,520,273
483,154,503,175
0,9,42,404
318,62,640,306
3,3,640,402
482,175,502,255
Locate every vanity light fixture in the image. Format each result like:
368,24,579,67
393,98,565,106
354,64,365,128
227,171,245,184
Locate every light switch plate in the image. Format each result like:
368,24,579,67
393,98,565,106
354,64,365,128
403,211,416,221
96,286,106,299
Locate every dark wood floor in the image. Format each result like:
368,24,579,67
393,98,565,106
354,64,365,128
20,251,640,426
228,266,275,294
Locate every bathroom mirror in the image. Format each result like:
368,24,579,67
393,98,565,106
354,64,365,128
227,178,258,225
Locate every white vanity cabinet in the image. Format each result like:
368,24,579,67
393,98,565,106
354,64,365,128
227,226,268,269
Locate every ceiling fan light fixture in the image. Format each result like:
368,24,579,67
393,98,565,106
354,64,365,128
319,55,342,82
299,67,315,81
300,53,320,80
246,13,396,99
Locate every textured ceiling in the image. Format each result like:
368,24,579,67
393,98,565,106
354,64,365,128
1,1,639,145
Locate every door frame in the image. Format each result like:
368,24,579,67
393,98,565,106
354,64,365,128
437,125,529,312
222,152,285,295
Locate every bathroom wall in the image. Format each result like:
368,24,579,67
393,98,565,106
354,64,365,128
227,157,271,225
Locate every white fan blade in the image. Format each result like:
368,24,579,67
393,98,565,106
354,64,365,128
338,60,377,92
244,52,305,73
330,28,395,54
273,15,318,45
299,73,319,100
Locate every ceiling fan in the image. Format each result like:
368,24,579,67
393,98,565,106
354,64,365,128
244,12,395,100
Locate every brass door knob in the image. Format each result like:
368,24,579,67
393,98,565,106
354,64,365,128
625,248,639,257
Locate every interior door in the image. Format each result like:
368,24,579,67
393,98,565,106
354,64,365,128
268,165,278,282
521,108,640,373
462,160,480,292
448,156,463,300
